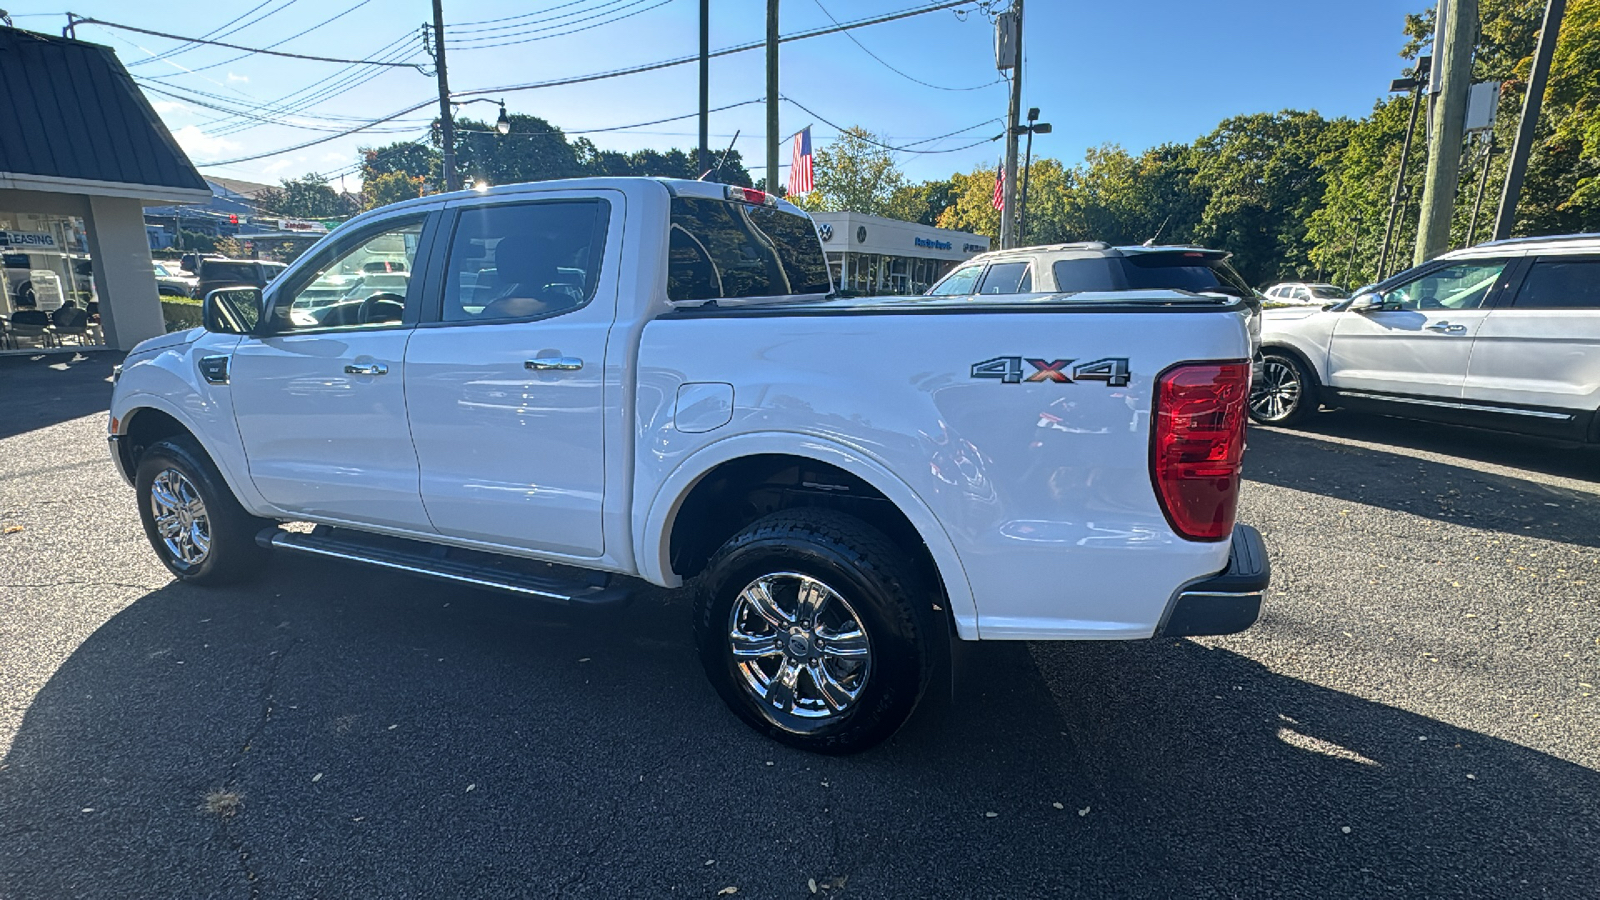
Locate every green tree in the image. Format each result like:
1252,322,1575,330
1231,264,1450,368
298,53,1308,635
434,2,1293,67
791,127,908,217
362,171,429,211
450,114,587,187
358,140,440,185
255,173,350,218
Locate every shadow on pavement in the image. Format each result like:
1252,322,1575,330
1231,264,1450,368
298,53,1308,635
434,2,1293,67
1246,422,1600,547
0,351,122,441
2,557,1595,898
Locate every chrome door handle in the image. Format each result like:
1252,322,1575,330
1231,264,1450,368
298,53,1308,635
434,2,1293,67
344,362,389,376
1424,322,1467,334
525,357,583,371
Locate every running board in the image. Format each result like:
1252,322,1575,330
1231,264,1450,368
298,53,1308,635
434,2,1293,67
258,527,633,607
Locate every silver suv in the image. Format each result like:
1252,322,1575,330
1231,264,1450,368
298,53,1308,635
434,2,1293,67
928,242,1263,355
1251,233,1600,442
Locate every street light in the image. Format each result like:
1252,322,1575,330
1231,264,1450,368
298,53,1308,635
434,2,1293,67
1015,107,1052,246
453,98,511,135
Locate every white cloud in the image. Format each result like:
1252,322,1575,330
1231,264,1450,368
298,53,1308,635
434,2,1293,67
261,159,293,175
171,125,242,161
151,100,192,115
226,72,249,83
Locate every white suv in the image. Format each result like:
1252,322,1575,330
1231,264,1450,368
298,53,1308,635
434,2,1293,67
1251,233,1600,443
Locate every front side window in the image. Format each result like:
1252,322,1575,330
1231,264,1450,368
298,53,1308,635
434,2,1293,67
977,261,1032,294
280,219,425,330
1387,260,1507,310
1511,258,1600,309
442,200,608,324
927,264,982,296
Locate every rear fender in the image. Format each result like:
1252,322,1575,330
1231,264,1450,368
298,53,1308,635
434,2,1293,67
636,432,980,639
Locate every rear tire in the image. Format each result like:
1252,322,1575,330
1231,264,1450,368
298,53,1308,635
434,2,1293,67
694,509,935,754
1250,351,1319,426
134,436,272,585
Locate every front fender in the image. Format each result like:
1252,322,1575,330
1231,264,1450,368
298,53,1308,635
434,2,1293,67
635,431,981,640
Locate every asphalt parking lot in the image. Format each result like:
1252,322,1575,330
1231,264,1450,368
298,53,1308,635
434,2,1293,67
2,351,1597,899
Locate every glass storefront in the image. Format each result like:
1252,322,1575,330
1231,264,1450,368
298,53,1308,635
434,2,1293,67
0,210,103,349
827,252,958,296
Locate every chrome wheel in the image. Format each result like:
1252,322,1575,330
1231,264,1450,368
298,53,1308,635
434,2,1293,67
149,468,210,566
1250,357,1303,422
728,572,871,720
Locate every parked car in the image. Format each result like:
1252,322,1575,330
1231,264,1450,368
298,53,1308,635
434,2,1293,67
107,178,1267,754
180,252,225,276
1250,233,1600,442
193,258,287,300
153,262,197,297
1263,282,1348,306
928,242,1264,359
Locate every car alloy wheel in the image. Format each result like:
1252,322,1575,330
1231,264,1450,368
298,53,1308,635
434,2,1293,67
1250,356,1303,422
149,467,211,567
727,571,872,719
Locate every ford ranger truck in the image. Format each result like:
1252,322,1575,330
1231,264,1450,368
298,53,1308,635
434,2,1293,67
107,178,1268,754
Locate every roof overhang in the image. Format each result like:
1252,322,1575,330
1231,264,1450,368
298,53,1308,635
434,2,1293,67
0,170,212,205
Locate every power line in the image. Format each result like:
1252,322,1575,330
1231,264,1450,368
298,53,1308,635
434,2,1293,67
150,0,380,77
456,0,981,98
449,0,638,36
810,0,1002,92
74,15,429,71
197,1,982,165
782,96,1002,153
445,0,676,48
126,0,285,66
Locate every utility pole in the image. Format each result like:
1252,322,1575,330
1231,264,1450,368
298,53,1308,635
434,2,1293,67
765,0,779,193
1378,56,1428,280
1413,0,1475,265
698,0,710,176
1018,107,1050,245
1493,0,1565,240
431,0,459,193
998,0,1023,249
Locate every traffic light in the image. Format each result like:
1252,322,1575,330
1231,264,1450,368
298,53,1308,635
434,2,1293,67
229,214,239,225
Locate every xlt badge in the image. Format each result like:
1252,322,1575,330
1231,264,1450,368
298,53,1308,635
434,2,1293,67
970,356,1131,386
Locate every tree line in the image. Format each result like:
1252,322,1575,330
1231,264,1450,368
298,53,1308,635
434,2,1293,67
245,0,1593,289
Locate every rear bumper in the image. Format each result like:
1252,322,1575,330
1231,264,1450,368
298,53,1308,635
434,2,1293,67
1158,524,1269,637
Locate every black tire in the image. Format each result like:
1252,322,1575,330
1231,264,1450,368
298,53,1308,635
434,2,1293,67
1249,350,1320,426
134,436,272,585
694,509,936,754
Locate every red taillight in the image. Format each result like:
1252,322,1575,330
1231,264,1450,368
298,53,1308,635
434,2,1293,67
1150,362,1249,541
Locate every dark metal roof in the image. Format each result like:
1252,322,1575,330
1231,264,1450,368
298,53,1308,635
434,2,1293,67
0,26,206,195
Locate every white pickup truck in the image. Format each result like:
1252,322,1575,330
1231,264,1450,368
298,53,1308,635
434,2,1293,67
108,178,1267,753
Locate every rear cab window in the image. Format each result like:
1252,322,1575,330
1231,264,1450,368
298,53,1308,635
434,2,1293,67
667,197,831,302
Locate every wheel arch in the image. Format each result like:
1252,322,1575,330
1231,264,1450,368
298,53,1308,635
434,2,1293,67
113,395,267,515
637,434,979,639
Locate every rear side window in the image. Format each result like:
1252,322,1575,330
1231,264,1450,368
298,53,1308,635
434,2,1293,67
201,261,259,282
1512,258,1600,309
441,200,609,323
667,198,831,302
977,261,1032,294
1051,258,1121,293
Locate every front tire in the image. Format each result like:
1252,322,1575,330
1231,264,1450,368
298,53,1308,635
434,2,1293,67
1250,351,1319,426
134,436,271,585
694,509,935,754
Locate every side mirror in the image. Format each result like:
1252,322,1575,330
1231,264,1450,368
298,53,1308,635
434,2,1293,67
1348,291,1386,313
203,286,264,335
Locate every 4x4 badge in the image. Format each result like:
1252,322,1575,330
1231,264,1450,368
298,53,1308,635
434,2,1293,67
970,356,1131,386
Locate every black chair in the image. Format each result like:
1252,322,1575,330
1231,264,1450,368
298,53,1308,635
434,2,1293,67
51,305,92,345
9,308,56,347
0,314,12,350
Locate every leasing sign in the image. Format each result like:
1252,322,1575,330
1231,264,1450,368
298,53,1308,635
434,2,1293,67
0,230,58,251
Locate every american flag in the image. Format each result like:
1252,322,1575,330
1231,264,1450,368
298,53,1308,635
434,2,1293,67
991,160,1005,211
787,126,814,196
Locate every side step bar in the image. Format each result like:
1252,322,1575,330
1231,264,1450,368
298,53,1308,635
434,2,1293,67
258,527,633,607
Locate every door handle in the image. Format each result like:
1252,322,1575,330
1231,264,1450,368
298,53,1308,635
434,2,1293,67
1424,322,1467,334
525,357,583,371
344,362,389,376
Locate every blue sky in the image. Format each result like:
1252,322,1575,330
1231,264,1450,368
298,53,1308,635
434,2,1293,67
10,0,1426,187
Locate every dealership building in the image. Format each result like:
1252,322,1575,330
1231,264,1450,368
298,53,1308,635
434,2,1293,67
810,211,989,296
0,26,208,353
